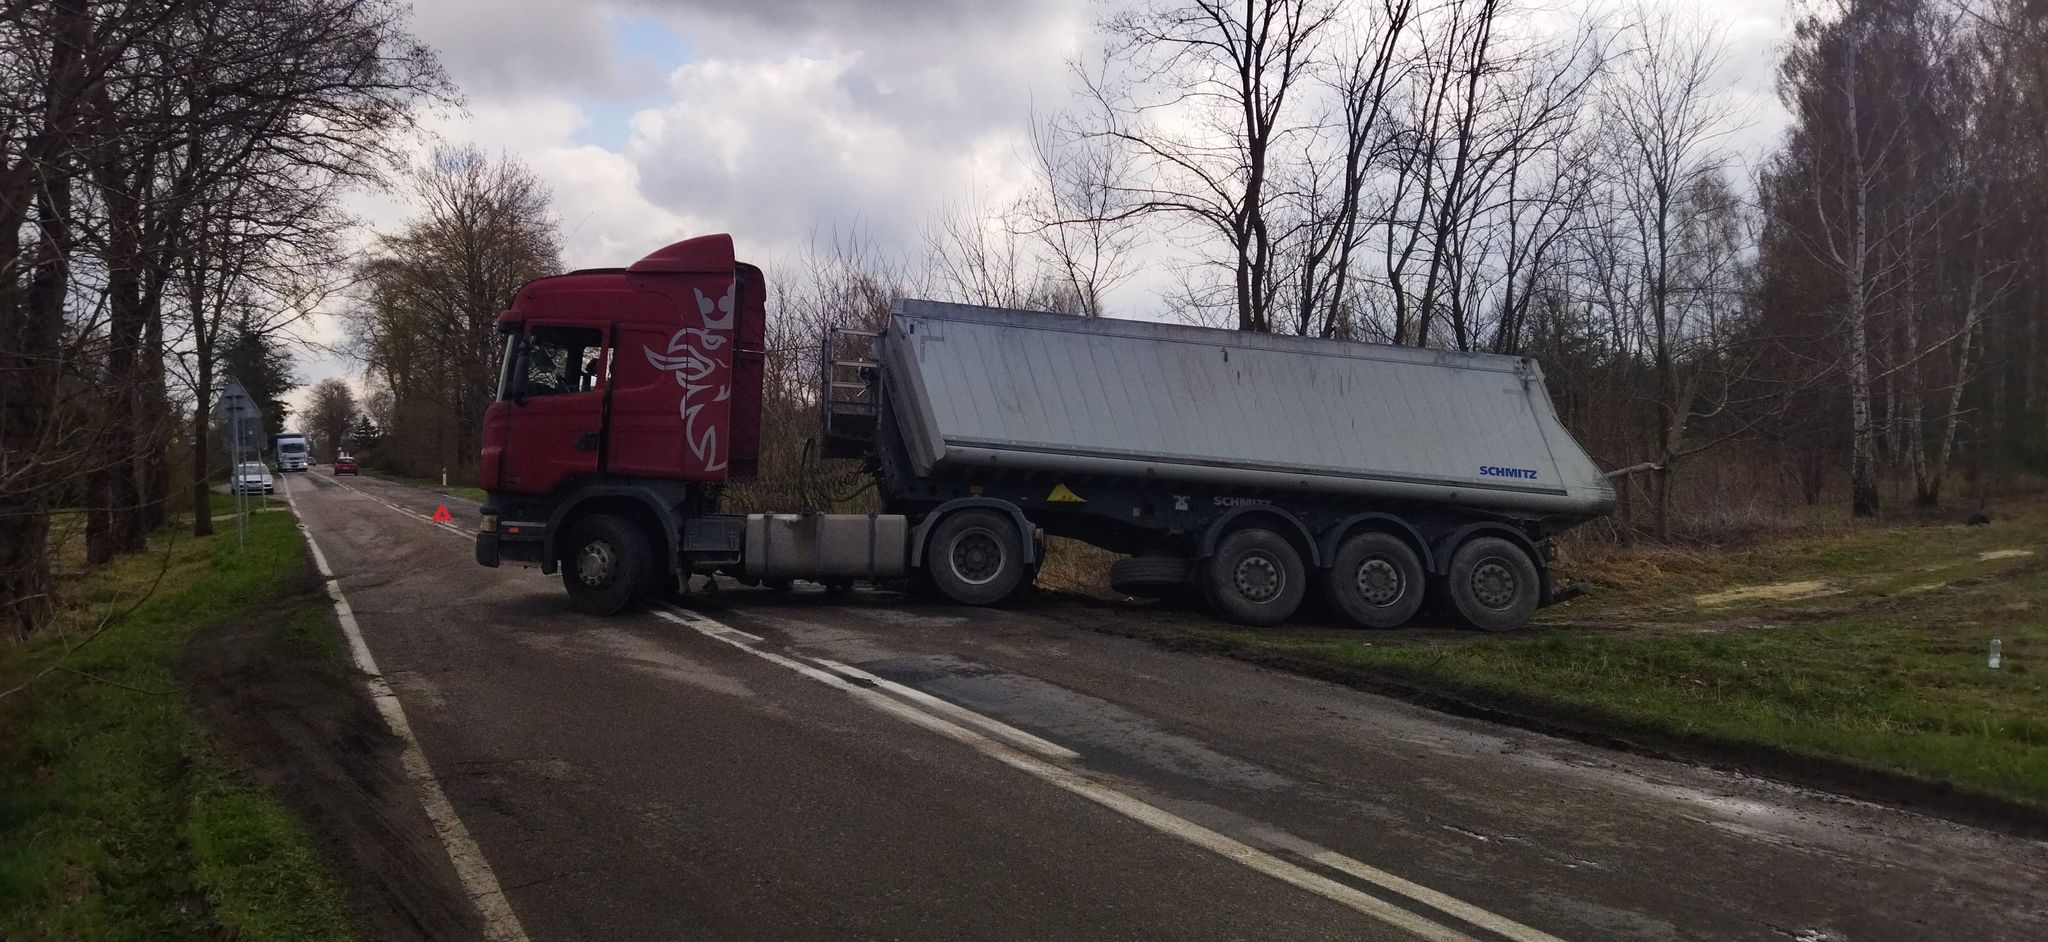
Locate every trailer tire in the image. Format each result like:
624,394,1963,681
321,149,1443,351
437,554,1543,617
1446,536,1539,632
927,509,1028,606
1326,532,1425,628
1203,528,1305,626
1110,556,1190,597
559,513,656,615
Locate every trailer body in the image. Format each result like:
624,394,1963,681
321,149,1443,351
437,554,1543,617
477,235,1613,630
877,300,1610,521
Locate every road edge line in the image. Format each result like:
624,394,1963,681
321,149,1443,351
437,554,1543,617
281,477,530,942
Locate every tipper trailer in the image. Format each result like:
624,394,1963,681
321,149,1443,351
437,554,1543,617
475,235,1615,630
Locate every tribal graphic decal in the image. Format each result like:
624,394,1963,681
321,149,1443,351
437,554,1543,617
644,280,735,473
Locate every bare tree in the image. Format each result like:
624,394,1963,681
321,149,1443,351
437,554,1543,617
304,377,358,462
350,146,560,481
1079,0,1338,331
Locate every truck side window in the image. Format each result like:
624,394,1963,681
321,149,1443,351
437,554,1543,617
522,326,605,398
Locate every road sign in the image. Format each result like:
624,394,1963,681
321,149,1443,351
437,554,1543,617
214,377,266,456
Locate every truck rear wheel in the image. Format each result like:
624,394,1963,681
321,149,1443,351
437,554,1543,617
927,509,1028,606
1326,532,1425,628
1446,536,1539,632
560,513,656,615
1203,528,1305,626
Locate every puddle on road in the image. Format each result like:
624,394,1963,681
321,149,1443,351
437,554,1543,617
1694,581,1841,607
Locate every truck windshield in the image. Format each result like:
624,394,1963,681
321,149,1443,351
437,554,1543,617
279,442,305,454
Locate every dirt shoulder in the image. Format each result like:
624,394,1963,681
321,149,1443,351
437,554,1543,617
1053,500,2048,834
0,507,477,940
183,584,478,942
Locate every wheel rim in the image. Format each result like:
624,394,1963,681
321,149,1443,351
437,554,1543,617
1355,557,1404,607
951,527,1004,586
1470,559,1519,610
1233,552,1284,603
576,539,619,588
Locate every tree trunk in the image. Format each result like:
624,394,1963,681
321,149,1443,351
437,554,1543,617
142,300,171,530
1844,36,1880,519
191,267,216,538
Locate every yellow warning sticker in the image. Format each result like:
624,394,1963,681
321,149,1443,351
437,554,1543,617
1047,483,1086,503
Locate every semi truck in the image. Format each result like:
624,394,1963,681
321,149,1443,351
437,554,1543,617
475,234,1615,631
274,432,309,471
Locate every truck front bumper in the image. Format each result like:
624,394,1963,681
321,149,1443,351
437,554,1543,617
475,513,546,568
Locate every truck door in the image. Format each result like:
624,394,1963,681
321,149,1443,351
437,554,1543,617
494,322,610,495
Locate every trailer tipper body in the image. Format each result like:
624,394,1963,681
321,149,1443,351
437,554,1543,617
476,235,1614,630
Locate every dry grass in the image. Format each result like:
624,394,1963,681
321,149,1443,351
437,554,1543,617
1035,537,1119,598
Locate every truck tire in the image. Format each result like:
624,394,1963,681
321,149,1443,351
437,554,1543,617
1446,536,1539,632
927,509,1028,606
1110,556,1190,597
1202,528,1305,626
1325,532,1425,628
560,513,656,615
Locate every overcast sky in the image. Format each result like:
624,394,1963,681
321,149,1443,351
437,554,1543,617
289,0,1795,420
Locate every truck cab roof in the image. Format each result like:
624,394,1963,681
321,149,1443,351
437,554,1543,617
497,234,743,333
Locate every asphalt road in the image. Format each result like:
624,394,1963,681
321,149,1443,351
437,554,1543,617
282,470,2048,941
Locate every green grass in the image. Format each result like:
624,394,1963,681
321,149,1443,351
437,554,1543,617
362,470,486,503
1185,505,2048,809
0,510,354,940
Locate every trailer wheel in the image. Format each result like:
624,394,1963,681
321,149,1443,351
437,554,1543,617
927,509,1028,606
560,513,656,615
1326,532,1425,628
1446,536,1539,632
1203,528,1305,626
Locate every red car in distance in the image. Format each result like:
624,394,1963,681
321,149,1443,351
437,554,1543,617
333,455,358,475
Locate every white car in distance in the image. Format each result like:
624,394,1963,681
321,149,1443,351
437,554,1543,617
231,462,274,495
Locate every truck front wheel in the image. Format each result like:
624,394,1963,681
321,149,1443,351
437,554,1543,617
1446,536,1539,632
1203,528,1305,626
560,513,656,615
1326,532,1425,628
927,509,1028,606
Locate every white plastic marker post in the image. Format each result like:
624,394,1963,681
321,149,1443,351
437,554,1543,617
279,476,530,942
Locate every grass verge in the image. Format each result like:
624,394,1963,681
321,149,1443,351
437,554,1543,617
1129,503,2048,820
362,470,486,503
0,510,354,940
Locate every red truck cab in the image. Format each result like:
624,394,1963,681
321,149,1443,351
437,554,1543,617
477,234,765,586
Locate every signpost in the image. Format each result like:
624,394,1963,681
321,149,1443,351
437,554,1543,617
213,377,265,551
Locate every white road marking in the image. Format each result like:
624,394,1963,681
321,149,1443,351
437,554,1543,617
325,476,476,541
1313,850,1568,942
648,606,1484,942
806,655,1082,761
343,478,1565,942
280,477,530,942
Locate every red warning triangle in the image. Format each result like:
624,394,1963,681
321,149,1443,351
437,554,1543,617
432,505,453,523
